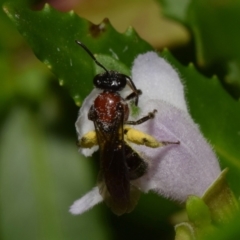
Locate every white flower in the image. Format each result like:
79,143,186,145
70,52,221,215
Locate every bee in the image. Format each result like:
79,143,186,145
76,41,179,215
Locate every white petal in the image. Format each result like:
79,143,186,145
75,89,101,156
75,52,187,157
130,100,221,202
132,52,188,112
74,51,221,205
69,187,103,215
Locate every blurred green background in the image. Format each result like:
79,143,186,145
1,0,240,239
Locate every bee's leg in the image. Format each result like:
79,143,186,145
125,109,157,125
124,126,180,148
124,75,142,106
124,143,148,180
124,89,142,105
77,131,98,148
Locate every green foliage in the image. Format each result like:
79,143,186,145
158,0,190,23
0,107,109,240
3,2,152,106
0,1,111,239
175,171,239,240
2,1,240,240
187,1,240,66
160,0,240,97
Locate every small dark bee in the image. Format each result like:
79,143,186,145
76,41,178,215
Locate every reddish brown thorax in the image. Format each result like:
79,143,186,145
94,91,129,124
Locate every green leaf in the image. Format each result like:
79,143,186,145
187,0,240,66
3,2,152,106
175,222,195,240
202,169,239,225
162,49,240,196
4,0,240,208
160,0,240,97
0,0,50,111
0,107,110,240
186,196,211,227
157,0,191,23
0,0,27,52
225,60,240,98
0,55,48,109
202,212,240,240
160,0,240,66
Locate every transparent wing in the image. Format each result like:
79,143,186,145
93,102,147,215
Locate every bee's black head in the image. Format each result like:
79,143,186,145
93,71,127,91
75,40,130,92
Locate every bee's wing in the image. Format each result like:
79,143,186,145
94,103,140,215
98,176,141,215
100,143,149,215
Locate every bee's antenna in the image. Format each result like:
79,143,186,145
75,40,109,73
